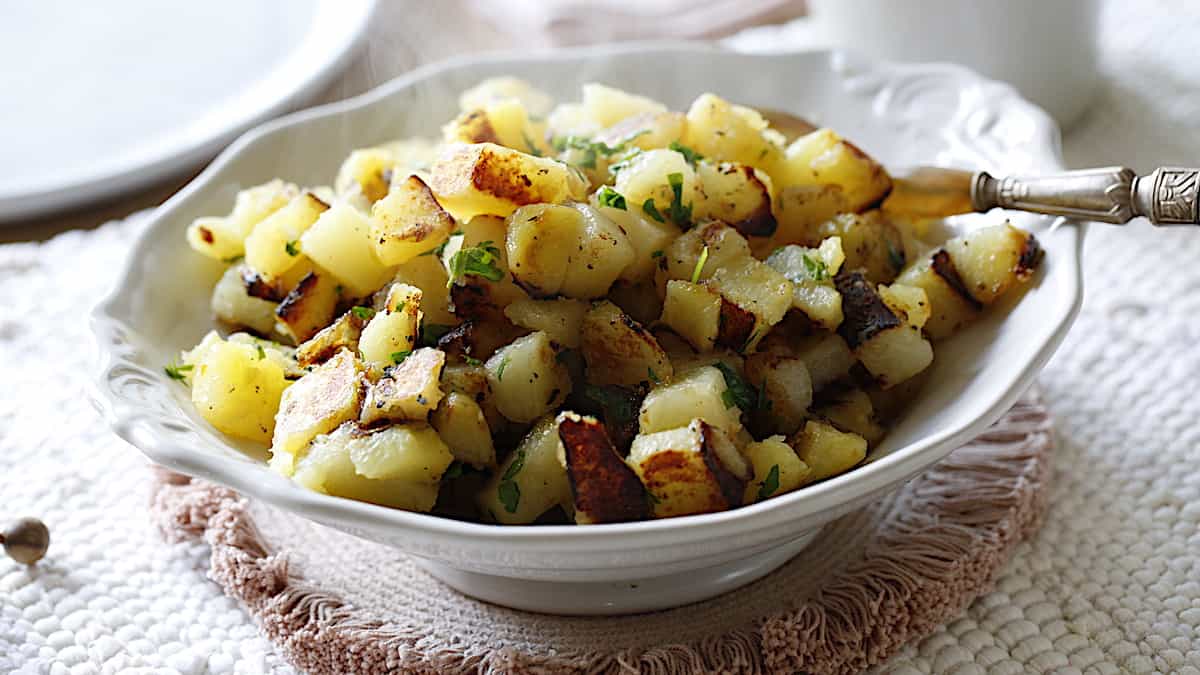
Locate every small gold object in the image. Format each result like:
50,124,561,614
2,517,50,565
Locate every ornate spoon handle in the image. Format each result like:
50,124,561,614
971,167,1200,225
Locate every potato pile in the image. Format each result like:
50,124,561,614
172,78,1043,524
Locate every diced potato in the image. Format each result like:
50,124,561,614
369,175,458,267
358,283,423,369
380,138,442,181
879,282,931,330
225,333,303,380
682,93,779,169
359,348,446,424
591,195,681,283
486,331,570,423
694,161,777,238
459,77,553,118
944,223,1041,304
299,203,394,296
639,366,741,435
792,331,856,393
440,362,504,430
744,352,812,436
190,339,289,444
441,218,529,321
628,419,751,518
772,128,891,212
811,211,905,284
506,204,634,299
244,192,330,281
660,280,722,352
814,388,886,446
582,83,668,127
478,415,572,524
428,142,587,221
766,237,847,331
335,148,395,203
296,310,364,367
293,423,443,512
706,256,793,351
896,250,981,340
275,270,340,344
443,98,548,156
557,412,649,524
388,254,456,325
836,271,933,388
656,222,751,288
431,392,496,469
770,184,849,249
211,265,278,336
788,420,868,483
742,436,811,504
270,350,363,473
345,422,453,483
613,148,698,229
503,298,588,348
546,102,601,139
186,180,298,260
580,301,673,388
594,111,687,153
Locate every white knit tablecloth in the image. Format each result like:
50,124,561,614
3,3,1200,673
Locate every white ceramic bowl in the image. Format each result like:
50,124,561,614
91,44,1081,615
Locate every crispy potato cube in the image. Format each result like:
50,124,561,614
613,148,698,230
388,254,456,325
478,415,572,524
486,331,571,423
275,270,340,344
836,271,933,388
656,221,751,288
628,419,751,518
792,331,856,393
300,203,394,296
742,436,811,504
503,297,589,348
896,250,982,340
443,98,548,156
186,180,298,260
694,161,777,238
944,223,1042,304
788,420,867,483
505,203,634,299
706,256,793,350
814,388,886,446
661,280,722,353
335,148,395,203
773,128,891,212
296,310,364,368
682,93,779,169
560,204,636,298
360,347,446,425
813,211,906,284
440,362,503,430
766,237,847,331
428,142,587,221
211,265,278,336
591,194,681,283
580,301,673,388
346,422,453,482
744,352,812,436
594,111,687,153
557,412,649,524
270,349,363,472
431,392,496,469
358,283,423,369
639,365,741,435
293,423,442,512
770,184,849,249
582,83,668,127
879,282,931,330
370,175,457,266
190,339,289,444
244,192,329,281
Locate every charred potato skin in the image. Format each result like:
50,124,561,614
557,413,649,524
834,271,902,350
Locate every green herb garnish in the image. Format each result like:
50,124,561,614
464,356,483,366
255,344,266,360
642,198,665,223
284,240,300,257
647,367,662,385
446,241,504,288
650,250,664,259
443,461,465,481
390,350,412,365
597,186,627,211
666,172,693,226
690,245,710,284
584,384,640,431
802,254,829,282
496,355,511,381
419,229,463,257
713,362,758,411
739,327,762,355
502,448,526,481
420,323,454,347
164,363,193,382
222,254,244,264
498,480,521,513
668,141,704,166
757,464,781,500
351,305,375,320
522,131,543,157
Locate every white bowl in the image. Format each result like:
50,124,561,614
91,44,1081,615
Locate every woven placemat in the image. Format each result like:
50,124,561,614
148,392,1052,675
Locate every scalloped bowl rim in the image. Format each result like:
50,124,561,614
91,43,1081,556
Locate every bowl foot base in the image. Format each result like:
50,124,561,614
416,529,821,616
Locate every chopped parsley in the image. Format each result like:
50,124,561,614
597,186,627,211
502,448,526,480
666,172,693,227
442,461,465,481
757,464,781,500
222,254,244,264
419,229,463,257
390,350,412,365
351,305,375,320
498,447,526,513
647,367,662,385
713,362,758,411
255,344,266,360
163,363,193,382
334,284,344,296
650,250,664,259
420,323,454,347
464,356,483,366
552,134,642,169
668,141,704,166
284,240,300,257
802,254,829,281
584,384,640,432
496,355,511,381
690,245,710,284
446,241,505,288
642,198,665,223
522,131,543,157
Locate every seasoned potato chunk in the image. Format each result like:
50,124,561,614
187,180,298,261
431,392,496,469
271,350,363,473
211,265,278,336
503,297,589,348
275,270,340,344
580,301,672,388
300,203,394,296
814,388,886,446
682,93,779,169
639,365,741,435
582,83,668,127
428,142,587,221
505,203,634,299
742,436,811,504
657,222,751,288
836,271,933,388
244,192,330,281
766,237,847,331
557,412,649,524
190,338,289,444
896,250,981,340
591,195,681,283
346,422,453,483
440,362,503,430
694,161,777,238
792,331,857,393
335,148,395,203
613,148,698,230
772,128,891,212
770,184,849,249
744,352,813,436
706,256,793,351
628,419,751,518
296,310,364,367
358,283,423,369
660,280,722,352
944,223,1042,304
479,415,572,524
813,211,906,284
360,348,446,424
788,420,868,483
389,254,456,325
370,175,457,266
443,98,548,156
486,331,571,423
594,111,687,153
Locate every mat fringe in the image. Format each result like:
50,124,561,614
149,396,1051,674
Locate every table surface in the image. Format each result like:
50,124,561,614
5,1,1200,673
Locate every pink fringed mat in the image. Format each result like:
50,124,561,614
148,393,1052,674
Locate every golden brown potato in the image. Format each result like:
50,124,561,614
835,271,933,388
694,161,777,238
580,301,673,388
788,419,867,483
431,391,496,469
744,351,813,436
557,412,649,524
428,142,587,221
359,347,446,425
296,310,364,367
944,223,1042,304
627,419,751,518
370,175,457,266
896,249,982,340
478,414,572,524
270,349,364,473
771,128,891,212
813,211,906,285
814,387,886,446
275,270,340,344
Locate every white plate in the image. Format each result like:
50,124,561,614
91,44,1082,615
0,0,375,223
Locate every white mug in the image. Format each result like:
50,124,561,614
805,0,1100,129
